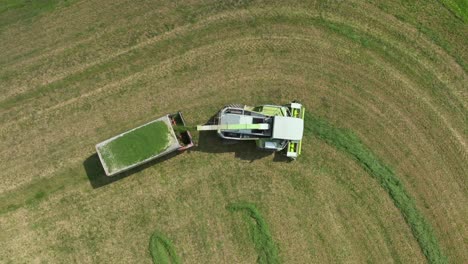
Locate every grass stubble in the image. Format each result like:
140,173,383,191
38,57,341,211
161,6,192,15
0,0,465,263
305,113,448,264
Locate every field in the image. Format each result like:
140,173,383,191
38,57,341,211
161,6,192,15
0,0,466,263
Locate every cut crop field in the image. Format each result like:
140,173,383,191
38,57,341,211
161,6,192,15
0,0,466,263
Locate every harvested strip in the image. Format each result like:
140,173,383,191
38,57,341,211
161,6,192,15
304,113,447,264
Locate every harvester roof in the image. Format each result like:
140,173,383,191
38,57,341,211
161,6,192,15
272,116,304,141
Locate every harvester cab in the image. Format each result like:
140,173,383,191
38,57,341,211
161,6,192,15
197,101,305,159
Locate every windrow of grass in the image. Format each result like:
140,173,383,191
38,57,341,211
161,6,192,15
1,7,464,114
149,232,181,264
304,113,447,264
0,163,88,215
0,0,73,31
438,0,468,23
226,202,280,264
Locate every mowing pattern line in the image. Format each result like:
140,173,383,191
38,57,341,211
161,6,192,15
304,113,448,264
149,232,181,264
438,0,468,23
0,1,465,262
227,202,280,264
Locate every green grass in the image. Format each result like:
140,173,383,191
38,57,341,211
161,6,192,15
0,166,82,215
0,0,72,30
226,202,280,264
97,120,171,174
304,113,448,264
0,0,60,15
373,1,467,72
149,232,181,264
1,6,463,112
438,0,468,22
0,0,465,262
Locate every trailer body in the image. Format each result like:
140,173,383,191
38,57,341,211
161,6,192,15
96,112,193,176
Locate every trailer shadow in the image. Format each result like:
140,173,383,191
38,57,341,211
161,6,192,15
84,115,290,188
192,130,291,163
83,151,180,189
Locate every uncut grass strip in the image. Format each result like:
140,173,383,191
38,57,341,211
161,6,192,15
149,232,181,264
227,202,280,264
304,113,448,264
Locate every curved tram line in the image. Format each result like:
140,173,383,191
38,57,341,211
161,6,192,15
305,113,448,264
149,232,181,264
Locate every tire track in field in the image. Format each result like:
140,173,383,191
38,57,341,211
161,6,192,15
2,3,463,119
0,9,257,106
2,6,464,132
149,232,181,264
0,35,328,192
305,113,448,263
0,35,304,130
0,4,465,261
329,2,467,147
0,16,462,200
0,0,160,70
226,202,280,264
297,12,467,260
0,0,152,67
1,13,462,195
373,55,466,151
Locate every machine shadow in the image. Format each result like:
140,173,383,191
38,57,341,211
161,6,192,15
84,113,291,188
84,133,289,189
192,130,291,163
192,113,291,162
83,151,179,189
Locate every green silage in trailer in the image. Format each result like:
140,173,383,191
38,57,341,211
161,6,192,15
97,121,171,174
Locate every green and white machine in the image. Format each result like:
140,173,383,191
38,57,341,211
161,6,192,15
197,101,305,159
96,102,305,176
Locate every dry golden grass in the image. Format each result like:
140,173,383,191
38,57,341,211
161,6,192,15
0,0,466,263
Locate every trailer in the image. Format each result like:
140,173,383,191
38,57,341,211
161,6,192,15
96,112,193,176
